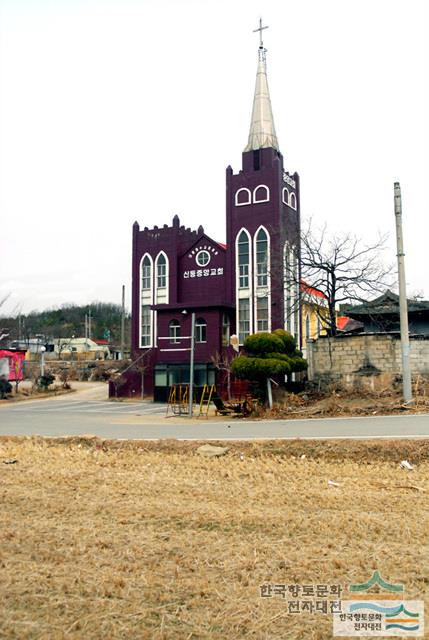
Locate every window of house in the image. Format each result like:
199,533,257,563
195,317,207,343
157,253,167,288
256,228,268,287
256,296,269,332
222,313,230,346
289,192,297,210
141,305,151,346
142,256,152,290
237,231,250,288
169,319,181,344
238,299,250,344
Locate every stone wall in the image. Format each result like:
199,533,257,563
306,333,429,390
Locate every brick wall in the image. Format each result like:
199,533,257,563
307,334,429,388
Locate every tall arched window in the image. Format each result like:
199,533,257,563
141,256,152,290
140,254,153,347
155,252,169,304
195,318,207,343
169,320,181,344
289,192,297,210
157,253,166,288
255,228,268,287
237,230,250,289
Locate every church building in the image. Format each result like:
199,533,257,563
130,28,301,400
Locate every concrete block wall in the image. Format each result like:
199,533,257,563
307,334,429,388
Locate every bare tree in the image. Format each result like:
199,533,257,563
291,219,395,336
211,351,237,400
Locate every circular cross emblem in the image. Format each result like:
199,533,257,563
195,250,211,267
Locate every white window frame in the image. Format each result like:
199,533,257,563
253,225,271,333
235,187,251,207
139,253,154,348
235,228,253,343
195,318,207,343
155,251,169,304
253,184,270,204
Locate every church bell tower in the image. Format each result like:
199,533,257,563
226,20,301,345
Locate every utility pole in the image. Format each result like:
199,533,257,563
88,308,92,340
84,313,87,339
189,312,195,416
394,182,413,404
121,285,125,360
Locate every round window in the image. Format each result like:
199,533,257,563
196,250,211,267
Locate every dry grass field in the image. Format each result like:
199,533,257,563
1,436,428,639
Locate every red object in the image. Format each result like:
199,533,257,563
0,350,26,381
336,316,351,331
94,339,110,345
300,281,327,300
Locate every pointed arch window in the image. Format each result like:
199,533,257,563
156,253,167,288
141,256,152,290
255,228,268,287
169,320,181,344
237,230,250,289
282,187,290,206
289,192,297,210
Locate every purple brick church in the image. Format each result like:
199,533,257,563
130,28,301,401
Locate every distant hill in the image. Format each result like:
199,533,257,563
0,302,131,346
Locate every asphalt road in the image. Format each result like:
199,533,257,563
1,387,429,440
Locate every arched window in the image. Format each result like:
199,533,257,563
289,192,297,210
169,320,181,344
141,255,152,290
255,228,268,287
237,230,250,289
195,318,207,343
282,187,290,205
305,314,311,341
156,253,166,288
140,254,153,347
253,184,270,203
235,187,251,207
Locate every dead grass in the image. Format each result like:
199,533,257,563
1,437,428,639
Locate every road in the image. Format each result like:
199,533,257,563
1,382,429,440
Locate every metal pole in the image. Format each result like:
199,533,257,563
121,285,125,360
394,182,413,404
189,312,195,416
40,349,45,377
88,309,91,340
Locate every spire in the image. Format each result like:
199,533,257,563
244,19,279,153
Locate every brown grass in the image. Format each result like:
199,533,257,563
1,437,428,639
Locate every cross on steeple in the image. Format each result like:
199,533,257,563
253,17,268,48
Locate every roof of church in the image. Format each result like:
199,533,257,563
244,44,279,152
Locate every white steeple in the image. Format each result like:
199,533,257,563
244,19,279,153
